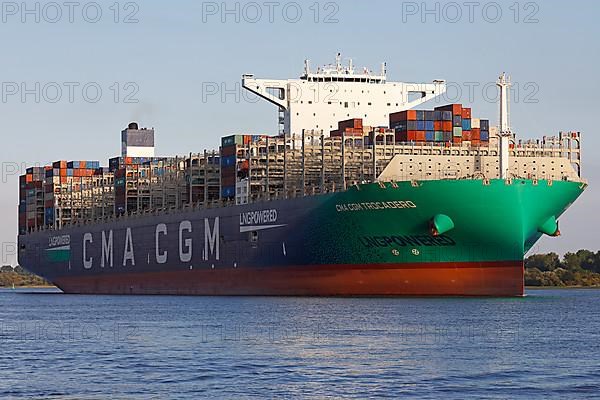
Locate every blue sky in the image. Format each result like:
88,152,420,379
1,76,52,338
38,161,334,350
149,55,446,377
1,0,599,264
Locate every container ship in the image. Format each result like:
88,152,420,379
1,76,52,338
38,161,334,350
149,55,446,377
17,55,586,296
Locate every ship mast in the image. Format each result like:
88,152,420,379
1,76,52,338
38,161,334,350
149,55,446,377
497,73,512,179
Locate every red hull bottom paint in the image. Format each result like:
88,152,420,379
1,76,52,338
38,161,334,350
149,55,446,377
54,261,525,297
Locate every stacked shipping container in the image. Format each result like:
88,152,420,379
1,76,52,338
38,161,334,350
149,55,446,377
330,118,365,137
220,134,266,199
390,104,490,145
19,161,107,232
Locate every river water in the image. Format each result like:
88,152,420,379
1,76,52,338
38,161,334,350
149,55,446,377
1,288,599,399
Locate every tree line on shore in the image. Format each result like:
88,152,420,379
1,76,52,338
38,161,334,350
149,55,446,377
0,266,49,287
525,250,600,287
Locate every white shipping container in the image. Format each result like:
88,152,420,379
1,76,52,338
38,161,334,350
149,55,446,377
471,118,480,129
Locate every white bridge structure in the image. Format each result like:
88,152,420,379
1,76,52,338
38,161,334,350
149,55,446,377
242,53,446,136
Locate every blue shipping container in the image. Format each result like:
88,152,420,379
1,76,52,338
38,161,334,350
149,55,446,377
462,119,471,130
221,155,236,168
442,111,453,121
481,131,490,141
45,208,54,225
221,186,235,198
425,121,434,131
425,132,434,141
416,110,425,121
453,115,462,126
416,120,425,130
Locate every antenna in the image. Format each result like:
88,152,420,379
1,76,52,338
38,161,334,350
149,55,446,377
336,53,341,72
304,59,310,75
497,72,512,179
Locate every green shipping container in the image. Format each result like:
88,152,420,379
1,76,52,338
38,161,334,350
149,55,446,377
434,131,444,141
221,135,244,147
453,127,463,137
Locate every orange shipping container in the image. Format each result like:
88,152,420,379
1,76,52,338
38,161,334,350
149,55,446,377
390,110,417,123
416,131,426,141
442,121,453,131
434,121,442,131
461,108,472,119
453,137,462,144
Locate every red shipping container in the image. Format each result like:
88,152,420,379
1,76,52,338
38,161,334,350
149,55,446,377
442,121,453,131
406,131,418,141
243,135,252,145
26,174,33,183
461,108,472,119
462,130,472,141
390,110,417,123
472,128,481,140
221,145,238,157
453,137,462,144
416,131,426,141
222,176,236,187
395,132,408,142
338,118,363,130
434,121,442,131
471,139,481,146
240,160,249,170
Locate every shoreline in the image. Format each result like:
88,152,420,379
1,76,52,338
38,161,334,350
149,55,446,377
0,285,57,289
526,285,600,290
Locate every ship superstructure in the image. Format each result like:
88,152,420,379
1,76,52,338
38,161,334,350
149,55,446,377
242,54,446,136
